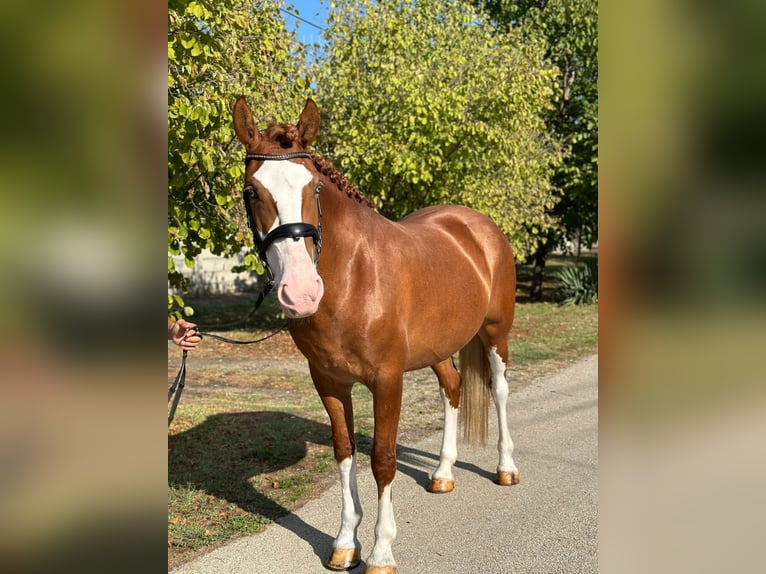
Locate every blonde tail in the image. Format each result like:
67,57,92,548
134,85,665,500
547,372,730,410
458,335,491,446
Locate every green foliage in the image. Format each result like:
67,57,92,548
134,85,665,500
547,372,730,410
475,0,598,249
168,0,308,312
556,258,598,305
313,0,563,260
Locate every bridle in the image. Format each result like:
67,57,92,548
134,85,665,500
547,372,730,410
242,151,324,285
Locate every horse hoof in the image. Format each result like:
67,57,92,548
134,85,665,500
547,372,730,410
364,566,397,574
496,470,520,486
427,478,454,493
325,547,361,570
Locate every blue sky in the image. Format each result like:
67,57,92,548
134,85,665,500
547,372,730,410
281,1,330,46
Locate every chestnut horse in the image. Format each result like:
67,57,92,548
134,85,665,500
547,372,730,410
232,97,519,574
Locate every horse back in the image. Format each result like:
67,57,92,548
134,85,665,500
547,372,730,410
398,205,515,283
392,205,516,368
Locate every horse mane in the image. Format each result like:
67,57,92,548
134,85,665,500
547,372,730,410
308,151,376,210
261,123,376,210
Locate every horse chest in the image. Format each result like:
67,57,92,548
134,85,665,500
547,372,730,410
288,313,403,382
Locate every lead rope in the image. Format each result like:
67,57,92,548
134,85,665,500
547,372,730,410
168,350,187,425
167,323,289,426
167,280,284,426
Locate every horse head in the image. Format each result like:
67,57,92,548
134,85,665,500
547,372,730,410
232,97,324,319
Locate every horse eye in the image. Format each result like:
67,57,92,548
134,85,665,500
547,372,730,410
246,188,260,202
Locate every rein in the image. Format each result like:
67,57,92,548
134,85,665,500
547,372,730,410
168,150,324,426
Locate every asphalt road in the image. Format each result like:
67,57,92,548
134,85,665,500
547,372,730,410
172,354,598,574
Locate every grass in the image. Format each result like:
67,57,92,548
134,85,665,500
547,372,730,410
168,256,597,568
512,302,598,363
168,407,338,562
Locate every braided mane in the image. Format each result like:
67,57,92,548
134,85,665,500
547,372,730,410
308,150,376,210
261,123,376,210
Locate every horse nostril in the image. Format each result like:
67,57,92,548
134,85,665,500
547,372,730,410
278,284,295,306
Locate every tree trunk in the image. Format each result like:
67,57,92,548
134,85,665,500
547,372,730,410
529,241,551,302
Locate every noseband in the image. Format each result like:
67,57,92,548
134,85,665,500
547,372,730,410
242,151,323,282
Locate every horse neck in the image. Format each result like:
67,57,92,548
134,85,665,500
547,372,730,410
316,175,383,266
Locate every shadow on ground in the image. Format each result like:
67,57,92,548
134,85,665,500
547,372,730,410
169,411,368,564
395,444,496,490
169,412,514,568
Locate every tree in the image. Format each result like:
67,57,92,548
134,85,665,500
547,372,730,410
311,0,562,261
168,0,308,314
473,0,598,299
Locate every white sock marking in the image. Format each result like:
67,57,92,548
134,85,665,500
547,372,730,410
432,386,458,482
368,483,397,568
334,455,362,550
489,346,517,474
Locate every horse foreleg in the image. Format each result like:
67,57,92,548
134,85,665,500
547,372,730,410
488,345,519,485
328,453,362,570
428,358,460,493
312,368,363,571
365,371,403,574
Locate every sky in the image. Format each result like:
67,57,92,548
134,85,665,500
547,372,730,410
281,0,330,46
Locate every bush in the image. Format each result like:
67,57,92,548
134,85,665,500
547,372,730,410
557,258,598,305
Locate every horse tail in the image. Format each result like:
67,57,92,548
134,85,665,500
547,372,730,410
458,334,491,446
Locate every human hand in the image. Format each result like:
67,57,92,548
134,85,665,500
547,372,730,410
168,318,201,350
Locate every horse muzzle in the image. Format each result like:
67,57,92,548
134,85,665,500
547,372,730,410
277,273,324,318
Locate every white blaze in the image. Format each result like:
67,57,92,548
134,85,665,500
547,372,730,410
252,160,324,317
253,160,313,230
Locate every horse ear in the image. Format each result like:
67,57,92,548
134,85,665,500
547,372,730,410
233,96,259,146
297,98,320,146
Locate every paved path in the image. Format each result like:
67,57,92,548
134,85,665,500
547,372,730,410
172,355,598,574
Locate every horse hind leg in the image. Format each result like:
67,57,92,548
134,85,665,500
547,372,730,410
427,358,461,494
486,339,520,485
